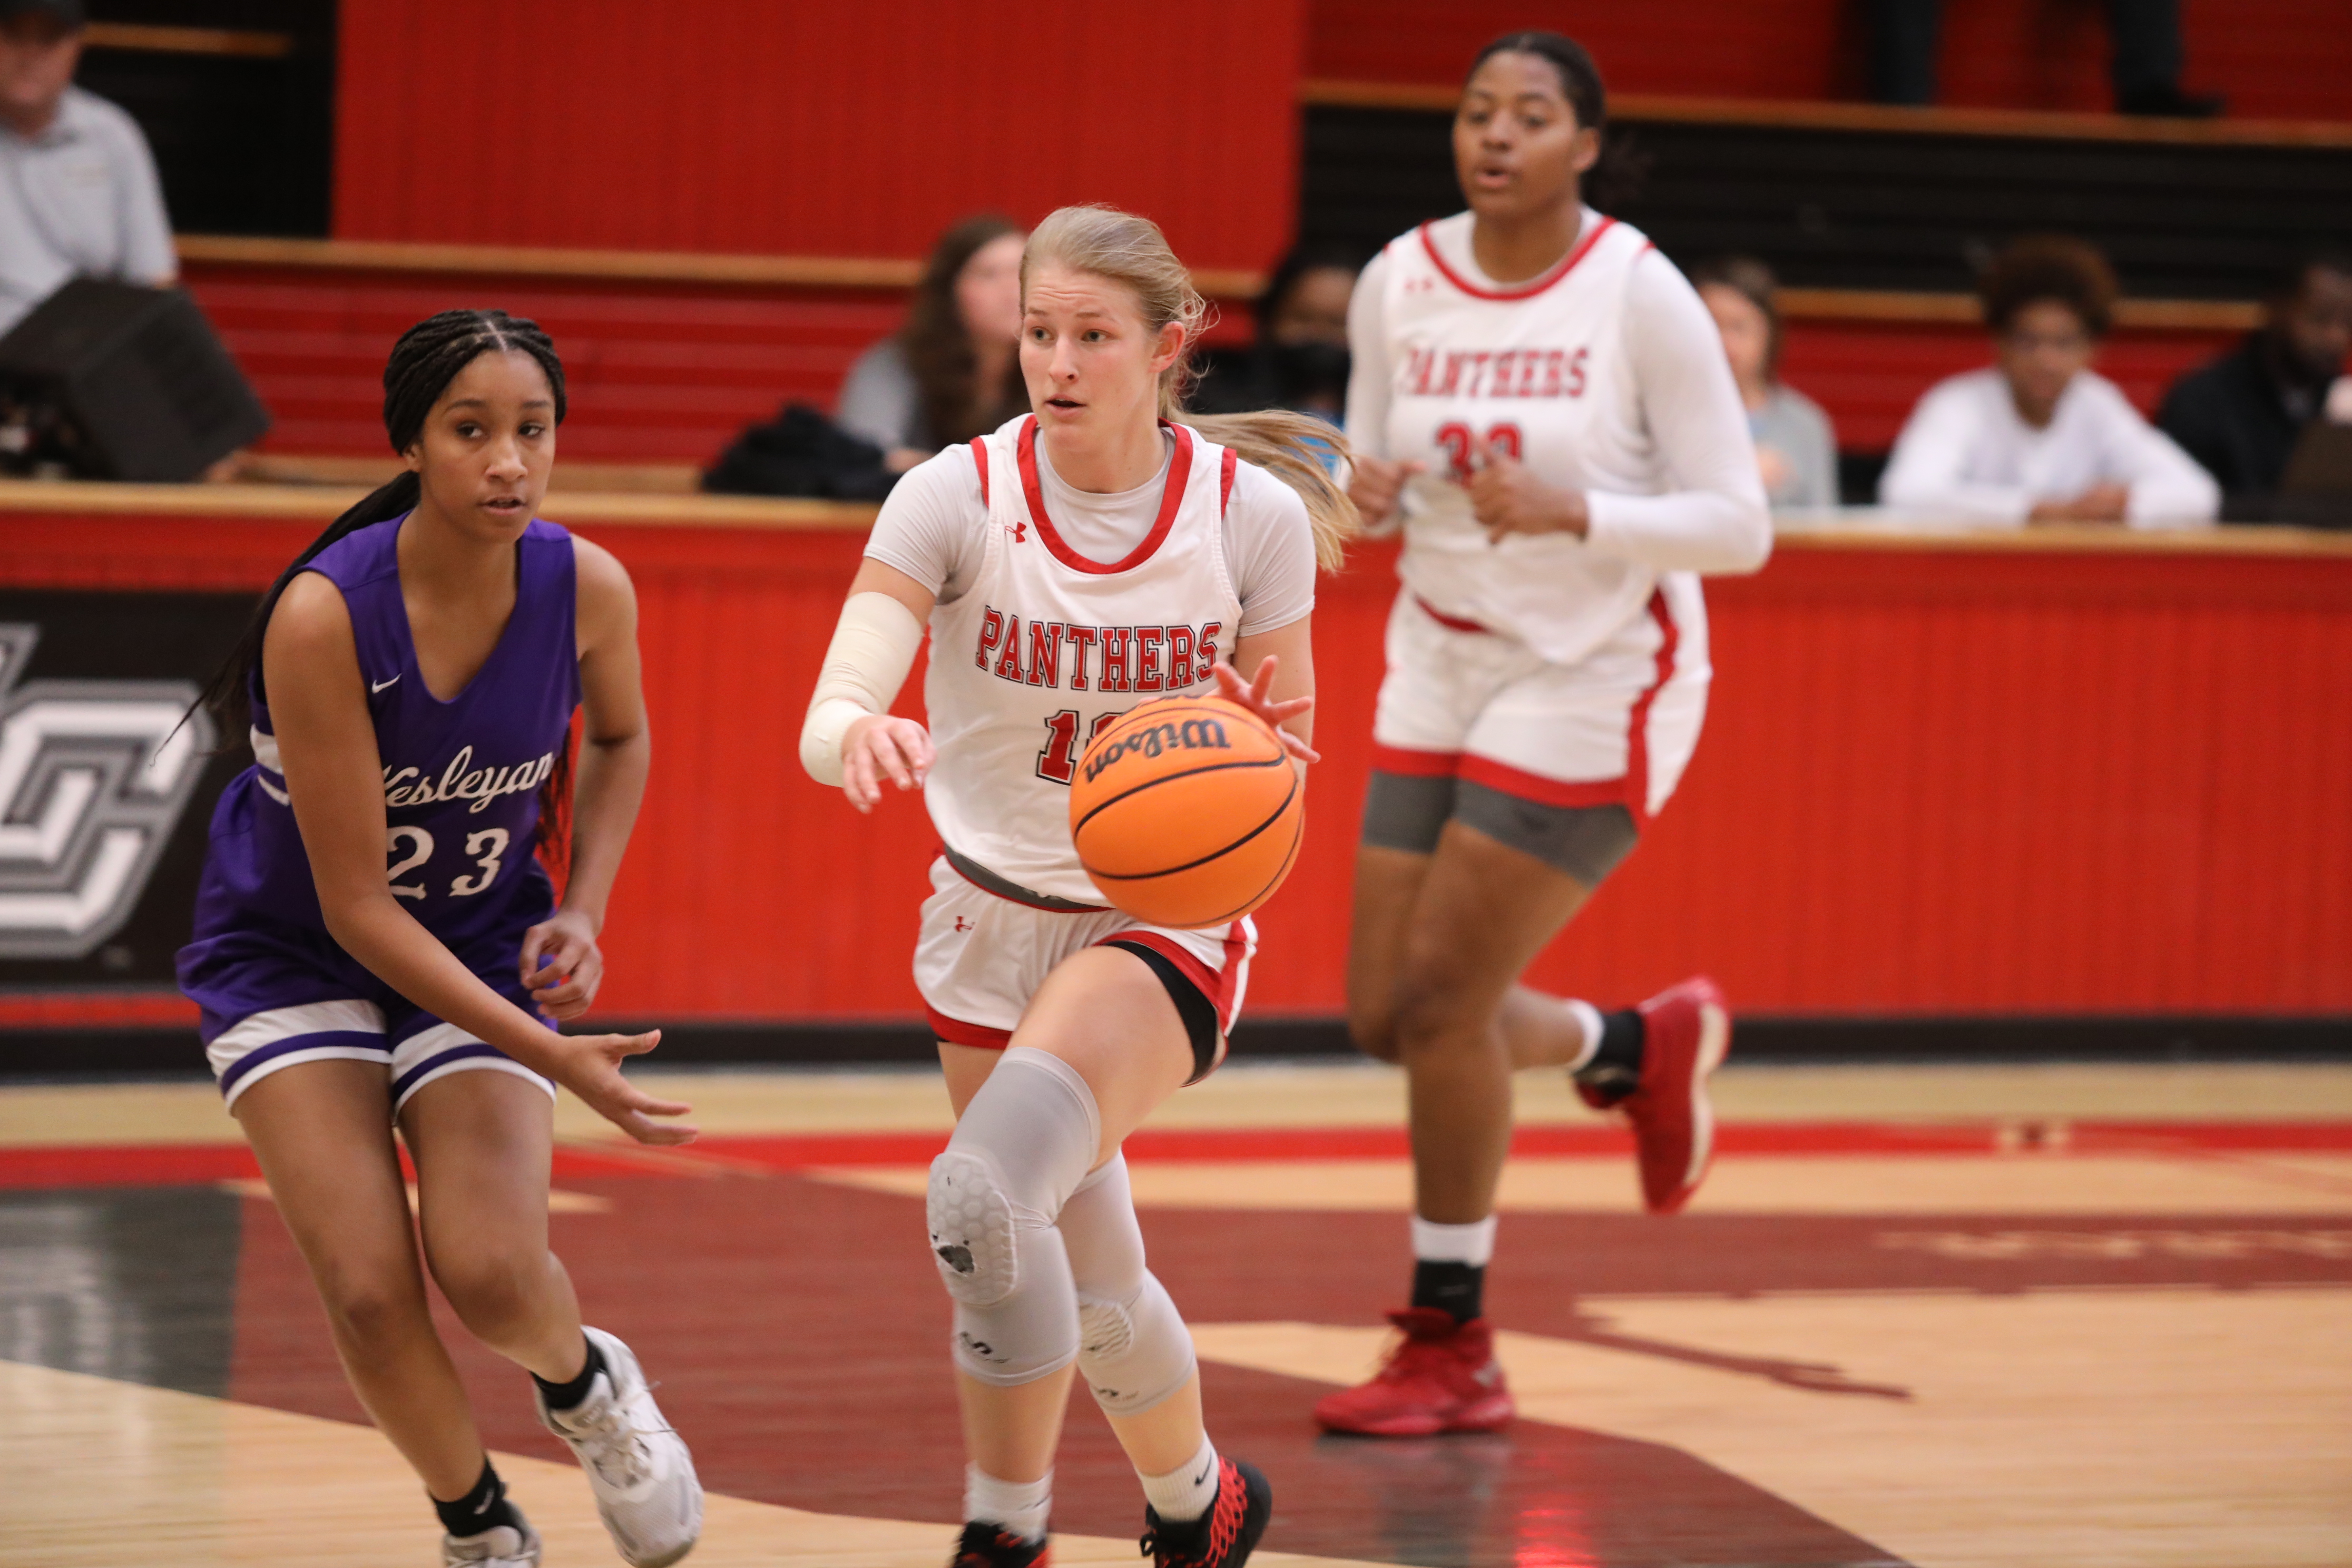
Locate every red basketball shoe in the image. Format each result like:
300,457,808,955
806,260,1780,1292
1310,1309,1514,1436
950,1521,1048,1567
1614,975,1732,1214
1140,1455,1270,1568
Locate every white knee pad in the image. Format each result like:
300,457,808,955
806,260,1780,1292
925,1047,1100,1386
1076,1270,1197,1415
1060,1153,1197,1415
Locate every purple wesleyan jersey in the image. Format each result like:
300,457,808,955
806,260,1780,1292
178,515,580,1037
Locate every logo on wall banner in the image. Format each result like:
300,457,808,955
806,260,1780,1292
0,625,214,959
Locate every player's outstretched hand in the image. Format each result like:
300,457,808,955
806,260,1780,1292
1465,434,1588,540
1213,655,1320,764
1348,455,1425,531
841,713,935,814
520,908,604,1022
548,1029,699,1146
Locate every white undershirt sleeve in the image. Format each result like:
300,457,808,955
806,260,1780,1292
861,445,986,601
1342,249,1404,537
1226,464,1317,637
1581,251,1774,574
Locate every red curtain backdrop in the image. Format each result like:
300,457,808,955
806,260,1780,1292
1306,0,2352,121
332,0,1308,273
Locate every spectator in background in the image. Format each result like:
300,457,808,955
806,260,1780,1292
2157,254,2352,512
836,214,1026,473
0,0,175,337
1867,0,2220,117
1189,242,1362,419
1880,235,2218,526
1692,255,1838,508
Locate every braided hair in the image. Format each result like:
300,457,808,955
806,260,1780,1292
194,308,576,864
1465,31,1649,211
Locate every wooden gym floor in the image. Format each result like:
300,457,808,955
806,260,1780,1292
2,1060,2347,1567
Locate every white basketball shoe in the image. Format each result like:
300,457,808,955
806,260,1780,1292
535,1327,703,1567
442,1515,542,1566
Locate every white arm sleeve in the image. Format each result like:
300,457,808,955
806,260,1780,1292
798,592,925,786
1878,379,2035,522
1581,252,1774,574
1342,248,1394,465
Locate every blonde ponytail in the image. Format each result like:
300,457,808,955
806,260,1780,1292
1024,205,1361,572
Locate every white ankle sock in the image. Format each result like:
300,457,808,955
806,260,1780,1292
965,1465,1052,1543
1410,1213,1497,1267
1563,998,1605,1073
1138,1434,1220,1523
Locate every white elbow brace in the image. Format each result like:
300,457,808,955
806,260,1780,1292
798,591,926,786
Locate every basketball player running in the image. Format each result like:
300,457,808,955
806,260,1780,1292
1314,31,1773,1436
799,205,1354,1568
177,312,702,1567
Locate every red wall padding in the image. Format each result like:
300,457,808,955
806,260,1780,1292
9,513,2348,1017
332,0,1307,274
183,264,904,465
182,259,2240,465
1306,0,2352,121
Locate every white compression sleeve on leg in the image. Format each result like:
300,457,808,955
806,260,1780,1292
1062,1153,1198,1416
798,590,925,785
927,1046,1100,1386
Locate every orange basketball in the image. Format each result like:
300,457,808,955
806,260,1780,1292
1069,694,1303,929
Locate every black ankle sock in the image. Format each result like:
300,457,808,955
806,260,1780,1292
1410,1259,1486,1324
433,1459,523,1537
531,1334,606,1413
1574,1008,1645,1094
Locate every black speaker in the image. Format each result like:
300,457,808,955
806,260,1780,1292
0,278,271,483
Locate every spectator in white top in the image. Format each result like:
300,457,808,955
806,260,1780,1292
0,0,175,338
836,214,1026,474
1880,235,2218,527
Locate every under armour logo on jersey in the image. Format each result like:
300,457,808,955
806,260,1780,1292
1006,518,1028,544
0,625,213,958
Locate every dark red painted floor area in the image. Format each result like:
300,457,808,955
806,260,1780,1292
214,1170,2352,1565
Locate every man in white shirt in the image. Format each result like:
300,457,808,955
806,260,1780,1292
1880,234,2218,527
0,0,175,338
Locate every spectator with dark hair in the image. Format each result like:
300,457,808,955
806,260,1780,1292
0,0,175,337
836,214,1026,473
1188,241,1363,419
1881,235,2217,526
1692,255,1838,508
2157,254,2352,511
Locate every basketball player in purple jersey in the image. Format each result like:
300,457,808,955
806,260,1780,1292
178,311,701,1568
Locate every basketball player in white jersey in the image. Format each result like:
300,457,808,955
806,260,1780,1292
1314,31,1774,1436
798,205,1355,1568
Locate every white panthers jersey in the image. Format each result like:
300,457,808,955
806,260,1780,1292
1374,209,1692,665
924,414,1244,905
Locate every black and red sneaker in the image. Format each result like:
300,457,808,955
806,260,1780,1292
1139,1456,1270,1568
1310,1308,1514,1435
950,1521,1048,1567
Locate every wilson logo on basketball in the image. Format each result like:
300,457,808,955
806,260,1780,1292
1079,717,1230,785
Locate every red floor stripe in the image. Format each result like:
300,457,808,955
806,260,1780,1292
3,1120,2347,1190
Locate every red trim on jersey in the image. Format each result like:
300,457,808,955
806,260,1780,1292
1016,416,1194,575
969,435,990,507
925,1004,1012,1051
1370,743,1462,778
1623,588,1680,826
1099,925,1247,1032
1458,755,1632,810
1219,447,1238,515
1413,594,1492,634
1417,215,1618,301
